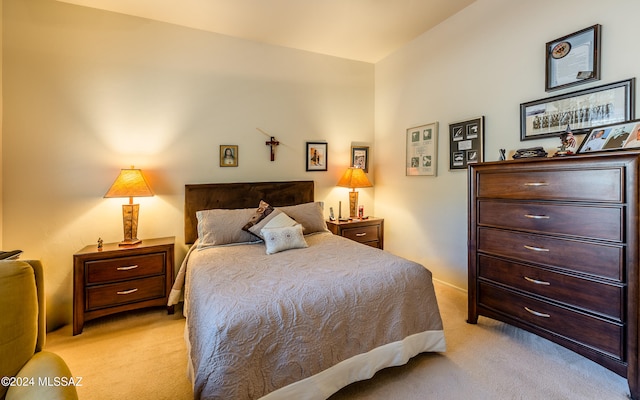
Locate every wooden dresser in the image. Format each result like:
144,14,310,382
73,237,175,335
468,152,639,399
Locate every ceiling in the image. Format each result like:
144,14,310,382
56,0,476,63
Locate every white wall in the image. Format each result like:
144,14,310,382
2,0,374,329
374,0,640,289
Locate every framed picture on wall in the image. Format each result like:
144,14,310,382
546,24,601,92
520,78,635,140
351,146,369,172
449,117,484,170
220,145,238,167
406,122,438,176
306,142,328,171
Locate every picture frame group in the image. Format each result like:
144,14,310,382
406,122,438,176
577,119,640,154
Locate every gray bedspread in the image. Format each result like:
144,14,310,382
181,232,444,399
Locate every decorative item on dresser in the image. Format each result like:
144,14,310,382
326,217,384,249
73,236,175,335
467,152,640,399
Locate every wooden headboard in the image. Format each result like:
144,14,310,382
184,181,315,244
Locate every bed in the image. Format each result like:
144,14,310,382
169,181,445,400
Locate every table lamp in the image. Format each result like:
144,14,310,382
104,166,154,246
337,167,372,218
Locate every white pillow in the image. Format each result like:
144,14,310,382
262,224,308,254
248,209,297,240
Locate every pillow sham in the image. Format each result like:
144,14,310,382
196,208,261,249
278,202,329,235
262,224,308,254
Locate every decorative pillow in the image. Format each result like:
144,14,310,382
242,200,274,233
262,224,308,255
278,202,329,235
196,208,260,249
247,209,298,240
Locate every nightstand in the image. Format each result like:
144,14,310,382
73,237,175,335
326,218,384,249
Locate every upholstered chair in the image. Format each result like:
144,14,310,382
0,260,78,400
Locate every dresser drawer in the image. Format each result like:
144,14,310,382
478,200,623,241
341,225,380,243
86,275,166,311
476,168,622,202
478,282,623,360
478,227,622,281
478,255,623,319
86,253,166,284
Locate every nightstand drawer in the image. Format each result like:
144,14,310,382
86,253,166,284
86,275,166,311
342,225,380,243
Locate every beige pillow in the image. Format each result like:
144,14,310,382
262,224,308,254
278,202,329,235
196,208,260,249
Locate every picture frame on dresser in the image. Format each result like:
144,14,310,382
520,78,635,140
406,122,438,176
449,116,484,170
577,119,640,153
546,24,601,92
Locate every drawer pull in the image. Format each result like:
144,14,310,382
116,288,138,295
355,233,367,237
524,307,550,318
524,182,549,187
524,276,551,285
524,214,550,219
524,245,549,252
117,265,139,271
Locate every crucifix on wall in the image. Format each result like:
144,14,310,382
265,136,280,161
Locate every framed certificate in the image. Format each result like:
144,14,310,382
546,24,601,92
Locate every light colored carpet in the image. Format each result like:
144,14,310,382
47,281,630,399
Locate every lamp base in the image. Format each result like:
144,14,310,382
120,203,141,246
348,190,358,218
119,238,142,247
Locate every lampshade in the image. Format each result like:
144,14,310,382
336,167,373,189
105,167,154,246
104,168,154,200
